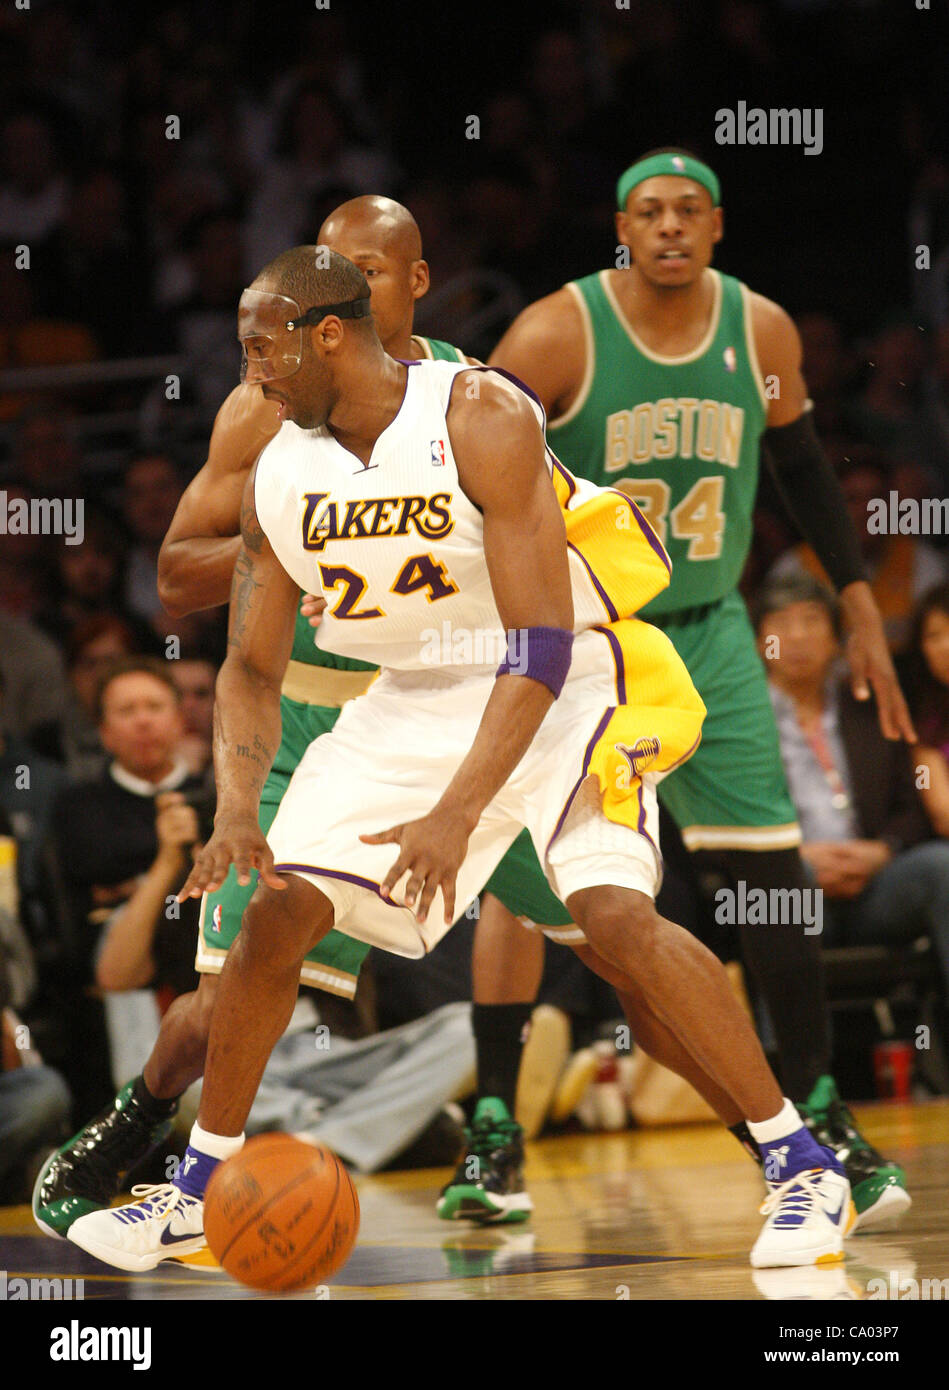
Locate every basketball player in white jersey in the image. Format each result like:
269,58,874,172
67,247,855,1273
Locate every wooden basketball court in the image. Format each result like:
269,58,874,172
3,1097,948,1304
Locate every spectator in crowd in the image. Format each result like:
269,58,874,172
768,449,948,650
0,108,69,247
174,210,247,418
796,312,854,439
121,454,185,630
44,169,148,357
170,654,216,778
246,81,397,275
754,575,949,998
0,807,70,1205
0,609,68,759
923,321,949,495
46,656,207,1116
0,668,66,943
845,318,930,468
94,789,204,1091
35,507,154,653
61,615,141,779
0,484,49,620
9,401,82,498
903,582,949,839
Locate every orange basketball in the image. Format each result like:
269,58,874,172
204,1134,360,1292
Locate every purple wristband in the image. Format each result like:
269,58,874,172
496,626,574,698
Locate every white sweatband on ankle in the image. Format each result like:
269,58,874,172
746,1099,802,1144
190,1122,245,1160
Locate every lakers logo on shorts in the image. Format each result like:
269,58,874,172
615,735,662,782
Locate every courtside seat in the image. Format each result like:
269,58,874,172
820,939,949,1095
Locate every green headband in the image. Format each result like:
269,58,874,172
616,154,721,210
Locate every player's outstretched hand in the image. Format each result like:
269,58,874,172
301,593,327,628
840,582,917,742
360,809,471,925
177,813,287,901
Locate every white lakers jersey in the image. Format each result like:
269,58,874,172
254,360,672,672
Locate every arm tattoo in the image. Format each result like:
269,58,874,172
241,485,266,554
228,545,263,651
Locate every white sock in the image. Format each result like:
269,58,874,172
746,1098,803,1145
189,1122,245,1160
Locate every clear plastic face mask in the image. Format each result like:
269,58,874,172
237,288,305,383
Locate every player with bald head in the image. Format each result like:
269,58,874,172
317,195,430,355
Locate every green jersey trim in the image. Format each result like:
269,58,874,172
739,282,769,412
413,335,466,363
599,267,723,366
548,283,597,431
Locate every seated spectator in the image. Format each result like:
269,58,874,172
754,575,949,999
121,455,185,632
0,484,50,620
0,108,68,247
845,317,930,469
46,656,207,1117
795,312,853,438
0,609,68,759
61,615,142,779
44,168,147,357
173,210,247,419
0,667,66,944
246,81,397,276
923,322,949,495
171,653,216,777
0,810,70,1203
7,400,82,499
903,582,949,838
94,790,203,1089
768,449,947,651
35,506,155,653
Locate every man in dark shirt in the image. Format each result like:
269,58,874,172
47,657,205,1116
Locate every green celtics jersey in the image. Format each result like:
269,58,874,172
293,335,466,671
547,269,768,616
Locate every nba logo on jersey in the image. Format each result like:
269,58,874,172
430,439,446,467
212,903,222,934
723,346,737,373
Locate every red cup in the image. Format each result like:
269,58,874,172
873,1041,913,1101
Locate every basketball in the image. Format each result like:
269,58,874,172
204,1135,359,1292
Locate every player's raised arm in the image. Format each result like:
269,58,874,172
362,373,574,925
488,290,586,418
178,461,299,900
753,294,916,743
158,385,282,617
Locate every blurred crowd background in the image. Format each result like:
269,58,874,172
2,0,949,1194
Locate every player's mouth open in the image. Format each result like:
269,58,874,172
657,249,689,263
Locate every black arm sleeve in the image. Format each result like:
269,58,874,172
762,410,867,591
